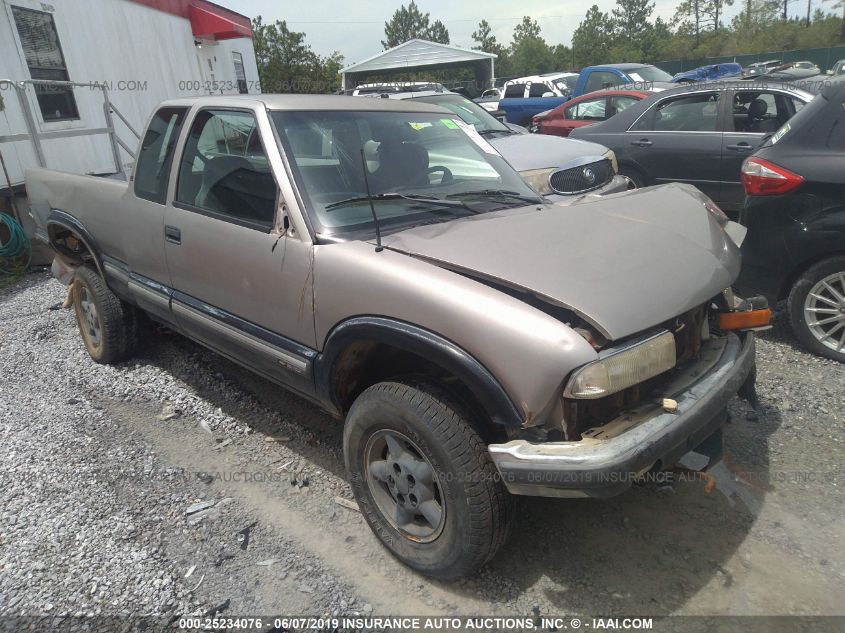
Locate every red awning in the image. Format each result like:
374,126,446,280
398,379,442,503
190,4,252,40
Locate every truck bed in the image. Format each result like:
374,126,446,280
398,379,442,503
26,168,130,263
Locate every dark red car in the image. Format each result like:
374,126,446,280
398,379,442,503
531,89,655,137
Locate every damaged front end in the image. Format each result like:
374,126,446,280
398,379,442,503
488,291,766,498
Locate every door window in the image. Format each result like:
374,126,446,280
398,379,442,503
134,107,188,204
503,83,526,98
609,95,639,115
635,93,720,132
584,71,622,93
565,97,607,121
731,91,796,133
176,109,277,230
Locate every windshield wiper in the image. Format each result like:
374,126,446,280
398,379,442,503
447,189,543,205
325,192,479,213
478,128,513,137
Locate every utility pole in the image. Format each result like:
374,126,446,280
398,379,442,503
806,0,811,26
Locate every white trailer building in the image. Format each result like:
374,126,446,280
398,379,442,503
0,0,260,196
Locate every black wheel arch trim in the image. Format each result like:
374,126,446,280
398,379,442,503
46,209,106,278
315,316,524,430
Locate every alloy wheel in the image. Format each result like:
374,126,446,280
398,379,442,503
803,271,845,354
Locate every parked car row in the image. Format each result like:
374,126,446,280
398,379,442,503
485,59,844,126
495,63,674,126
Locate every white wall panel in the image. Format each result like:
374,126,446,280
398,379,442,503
0,0,258,186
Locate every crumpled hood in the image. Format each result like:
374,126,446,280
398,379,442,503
380,183,740,341
489,133,610,172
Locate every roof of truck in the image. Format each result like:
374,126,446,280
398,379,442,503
159,94,449,113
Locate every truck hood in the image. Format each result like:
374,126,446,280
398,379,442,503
380,183,740,341
489,133,609,172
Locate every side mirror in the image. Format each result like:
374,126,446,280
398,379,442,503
826,69,833,75
542,91,555,98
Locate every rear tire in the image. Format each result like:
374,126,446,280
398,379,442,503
72,265,138,364
787,256,845,363
343,378,514,579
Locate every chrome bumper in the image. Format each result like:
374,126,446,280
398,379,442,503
489,332,756,498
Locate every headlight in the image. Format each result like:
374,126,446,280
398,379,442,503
519,168,555,195
603,149,618,174
564,331,676,399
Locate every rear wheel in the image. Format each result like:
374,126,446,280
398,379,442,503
787,256,845,363
343,378,514,579
72,265,138,363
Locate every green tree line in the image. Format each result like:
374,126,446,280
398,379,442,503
252,1,845,94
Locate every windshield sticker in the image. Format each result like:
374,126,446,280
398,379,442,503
440,118,459,129
770,122,790,144
455,119,500,155
408,121,432,130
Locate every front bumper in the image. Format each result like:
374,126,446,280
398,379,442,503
488,332,756,498
545,174,629,205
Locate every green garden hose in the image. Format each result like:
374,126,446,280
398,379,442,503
0,212,31,275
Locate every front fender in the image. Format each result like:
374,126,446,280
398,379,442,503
315,316,524,430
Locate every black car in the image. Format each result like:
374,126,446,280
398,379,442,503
735,82,845,362
569,82,814,213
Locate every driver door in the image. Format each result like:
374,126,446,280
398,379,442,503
163,106,316,393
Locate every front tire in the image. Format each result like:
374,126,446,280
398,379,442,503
787,256,845,362
343,378,513,579
72,265,138,364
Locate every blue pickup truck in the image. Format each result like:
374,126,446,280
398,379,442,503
498,63,673,125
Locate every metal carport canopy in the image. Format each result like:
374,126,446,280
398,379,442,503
340,39,497,90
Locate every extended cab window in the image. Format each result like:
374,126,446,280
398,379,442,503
528,83,549,98
134,107,187,204
635,92,720,132
176,109,277,230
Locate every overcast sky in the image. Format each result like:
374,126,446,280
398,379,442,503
216,0,814,65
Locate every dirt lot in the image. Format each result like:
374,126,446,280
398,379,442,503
0,271,843,631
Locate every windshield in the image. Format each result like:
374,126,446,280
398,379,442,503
628,66,673,82
412,94,511,134
271,110,542,238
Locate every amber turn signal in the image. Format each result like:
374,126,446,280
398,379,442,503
719,308,772,330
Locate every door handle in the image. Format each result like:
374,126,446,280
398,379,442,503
726,142,752,152
631,138,653,147
165,225,181,245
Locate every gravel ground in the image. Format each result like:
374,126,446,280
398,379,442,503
0,271,843,631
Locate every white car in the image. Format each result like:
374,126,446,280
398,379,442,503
350,82,446,96
501,72,579,99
